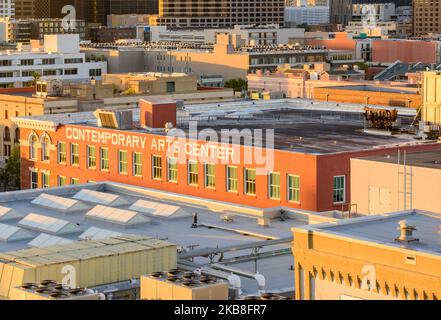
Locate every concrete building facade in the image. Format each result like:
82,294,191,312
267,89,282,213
293,210,441,300
351,150,441,215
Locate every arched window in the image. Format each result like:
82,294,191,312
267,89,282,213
4,127,10,142
29,134,38,160
41,135,50,162
14,128,20,143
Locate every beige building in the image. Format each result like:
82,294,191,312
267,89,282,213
422,71,441,125
351,149,441,215
103,73,197,95
144,34,328,81
292,210,441,300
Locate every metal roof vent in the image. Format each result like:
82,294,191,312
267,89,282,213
395,220,419,243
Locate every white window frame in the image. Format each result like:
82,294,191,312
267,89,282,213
333,175,346,204
287,174,300,203
152,155,162,180
268,172,281,200
188,160,199,186
133,152,143,177
42,172,50,188
204,163,216,189
57,142,66,164
70,143,79,166
118,150,128,175
244,168,256,196
167,157,178,183
30,171,38,189
100,147,109,171
58,175,67,186
87,145,96,169
226,165,238,193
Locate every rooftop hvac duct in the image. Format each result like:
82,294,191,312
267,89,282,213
93,109,133,130
395,220,419,243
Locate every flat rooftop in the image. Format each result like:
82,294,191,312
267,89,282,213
14,99,423,155
356,149,441,169
305,210,441,256
0,182,303,294
322,85,418,94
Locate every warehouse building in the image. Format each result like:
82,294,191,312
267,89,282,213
12,97,441,213
292,210,441,300
351,149,441,215
0,180,325,299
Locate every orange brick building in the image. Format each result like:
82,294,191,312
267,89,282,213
12,99,441,213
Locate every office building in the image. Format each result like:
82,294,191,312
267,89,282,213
152,0,285,28
413,0,441,36
293,210,441,300
0,34,106,88
0,0,14,19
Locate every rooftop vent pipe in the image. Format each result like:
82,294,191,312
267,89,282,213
395,220,419,243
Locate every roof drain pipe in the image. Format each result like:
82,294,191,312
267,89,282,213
227,273,242,296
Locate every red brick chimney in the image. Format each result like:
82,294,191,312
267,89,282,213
139,97,177,129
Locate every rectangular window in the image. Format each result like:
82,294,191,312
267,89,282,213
64,68,78,75
167,157,178,182
30,171,38,189
227,166,238,193
133,152,142,177
70,143,79,166
269,172,281,200
58,176,67,186
288,175,300,203
333,175,346,204
100,148,109,171
245,168,256,196
87,145,96,169
204,163,216,189
152,155,162,180
118,150,128,174
188,161,198,186
71,178,80,185
58,142,66,163
42,172,50,188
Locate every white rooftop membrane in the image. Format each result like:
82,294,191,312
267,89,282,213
31,193,90,214
18,213,82,235
0,206,27,221
0,223,35,243
129,200,191,219
28,233,73,248
73,189,129,207
79,227,123,241
85,205,151,227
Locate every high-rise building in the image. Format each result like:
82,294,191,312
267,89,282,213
330,0,352,29
153,0,285,28
413,0,441,36
0,0,14,18
14,0,158,25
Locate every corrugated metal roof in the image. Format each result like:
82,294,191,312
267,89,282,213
28,233,73,248
0,236,173,268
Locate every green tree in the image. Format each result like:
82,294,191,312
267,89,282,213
0,146,21,191
32,71,41,85
224,78,248,92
